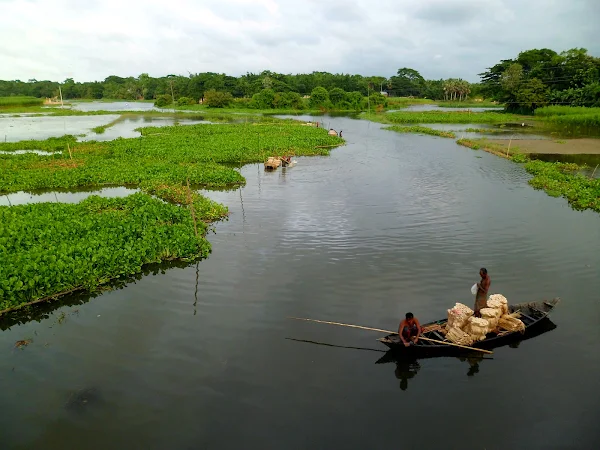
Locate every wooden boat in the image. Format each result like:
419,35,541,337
378,298,560,354
264,157,281,170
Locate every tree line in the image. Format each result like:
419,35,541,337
0,69,478,105
1,47,597,112
479,47,600,111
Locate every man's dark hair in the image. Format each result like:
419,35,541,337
480,268,488,275
406,312,414,319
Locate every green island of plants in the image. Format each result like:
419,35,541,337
383,125,456,138
365,110,526,125
0,120,345,312
0,122,343,194
0,194,214,311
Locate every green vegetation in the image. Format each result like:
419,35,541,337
139,181,228,222
0,120,345,312
0,194,214,311
0,96,44,107
438,101,501,108
534,105,600,129
456,138,524,160
366,110,525,124
384,125,456,138
0,122,343,194
386,97,434,108
534,106,600,117
462,127,508,133
525,161,600,212
480,48,600,111
457,138,599,212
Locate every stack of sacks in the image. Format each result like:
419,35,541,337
446,326,474,346
498,315,526,333
465,317,490,341
446,303,474,331
479,307,501,331
487,294,508,315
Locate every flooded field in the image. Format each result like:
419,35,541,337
0,186,138,206
0,114,212,142
1,115,599,449
0,115,120,142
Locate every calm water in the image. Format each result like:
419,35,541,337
0,114,212,142
1,115,600,449
0,186,138,207
71,101,157,112
0,115,120,142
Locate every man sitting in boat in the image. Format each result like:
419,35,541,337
398,312,422,347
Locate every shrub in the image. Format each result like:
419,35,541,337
204,90,233,108
177,97,196,106
154,94,173,107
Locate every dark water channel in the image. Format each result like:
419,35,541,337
1,116,600,449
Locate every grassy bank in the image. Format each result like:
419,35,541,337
436,100,502,108
364,110,526,125
457,138,599,213
384,125,456,138
0,96,44,108
534,106,600,130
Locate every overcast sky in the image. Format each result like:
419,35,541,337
1,0,599,83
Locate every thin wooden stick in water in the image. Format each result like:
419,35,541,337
591,164,598,179
186,178,199,238
288,317,493,354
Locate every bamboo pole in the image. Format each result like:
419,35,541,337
506,136,513,157
186,178,199,238
288,317,493,354
67,143,73,159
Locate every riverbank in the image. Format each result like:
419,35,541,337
486,138,600,154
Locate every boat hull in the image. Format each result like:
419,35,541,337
378,298,559,355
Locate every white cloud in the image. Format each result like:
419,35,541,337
1,0,598,82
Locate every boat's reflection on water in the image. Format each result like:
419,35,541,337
375,350,489,391
287,318,557,391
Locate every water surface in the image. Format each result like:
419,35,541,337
1,115,599,449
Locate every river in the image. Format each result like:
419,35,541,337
1,115,599,449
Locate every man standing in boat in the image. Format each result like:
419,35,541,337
474,268,491,317
398,312,422,347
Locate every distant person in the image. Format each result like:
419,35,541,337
474,268,491,317
398,312,422,347
339,130,343,137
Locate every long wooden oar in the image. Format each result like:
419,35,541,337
288,317,493,354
